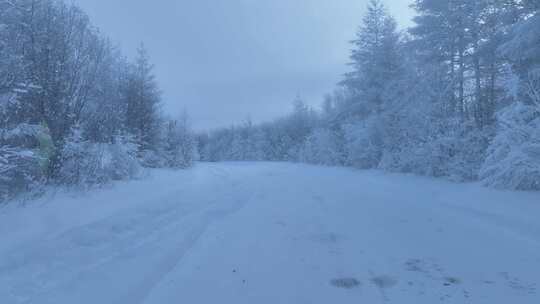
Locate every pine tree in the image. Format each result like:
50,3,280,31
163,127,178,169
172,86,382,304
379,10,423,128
125,44,162,154
163,111,196,168
342,0,401,117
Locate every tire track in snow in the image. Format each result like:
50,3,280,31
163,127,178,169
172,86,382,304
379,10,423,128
0,166,256,304
129,186,256,304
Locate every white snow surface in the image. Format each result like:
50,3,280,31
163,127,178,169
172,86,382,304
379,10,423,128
0,162,539,304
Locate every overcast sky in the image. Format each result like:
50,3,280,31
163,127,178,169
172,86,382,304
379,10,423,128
74,0,414,130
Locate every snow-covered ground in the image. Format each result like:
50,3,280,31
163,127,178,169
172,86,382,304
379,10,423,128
0,162,539,304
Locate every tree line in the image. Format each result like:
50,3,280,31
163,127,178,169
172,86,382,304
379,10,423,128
199,0,540,191
1,0,196,201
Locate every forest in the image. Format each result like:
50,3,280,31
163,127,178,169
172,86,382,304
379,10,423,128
199,0,540,191
0,0,197,202
1,0,540,204
1,1,540,303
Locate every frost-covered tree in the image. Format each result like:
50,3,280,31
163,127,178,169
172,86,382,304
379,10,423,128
15,1,106,145
82,48,131,144
343,117,382,169
284,97,318,159
0,0,22,93
178,0,540,192
59,125,141,187
330,0,402,168
480,4,540,190
0,0,193,200
125,44,162,154
499,6,540,107
410,0,508,126
163,112,197,168
300,128,345,166
342,0,401,117
480,102,540,190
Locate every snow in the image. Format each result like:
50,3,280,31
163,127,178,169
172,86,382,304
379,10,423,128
0,162,539,304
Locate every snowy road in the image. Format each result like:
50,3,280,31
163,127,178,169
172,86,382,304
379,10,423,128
1,162,539,304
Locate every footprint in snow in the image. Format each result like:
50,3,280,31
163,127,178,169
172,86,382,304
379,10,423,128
371,275,398,289
330,278,361,289
308,232,342,244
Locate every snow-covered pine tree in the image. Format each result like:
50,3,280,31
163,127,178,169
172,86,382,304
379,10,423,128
125,44,164,167
480,4,540,190
342,0,401,118
335,0,402,168
164,112,197,169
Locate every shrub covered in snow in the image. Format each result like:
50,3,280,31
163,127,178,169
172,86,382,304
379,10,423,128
480,103,540,190
299,128,345,166
59,128,141,187
344,117,382,169
446,127,492,182
0,147,45,202
163,118,197,169
0,124,53,202
1,123,55,169
138,149,167,169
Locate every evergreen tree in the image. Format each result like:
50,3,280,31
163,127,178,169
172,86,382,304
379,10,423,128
125,44,162,153
342,0,401,117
